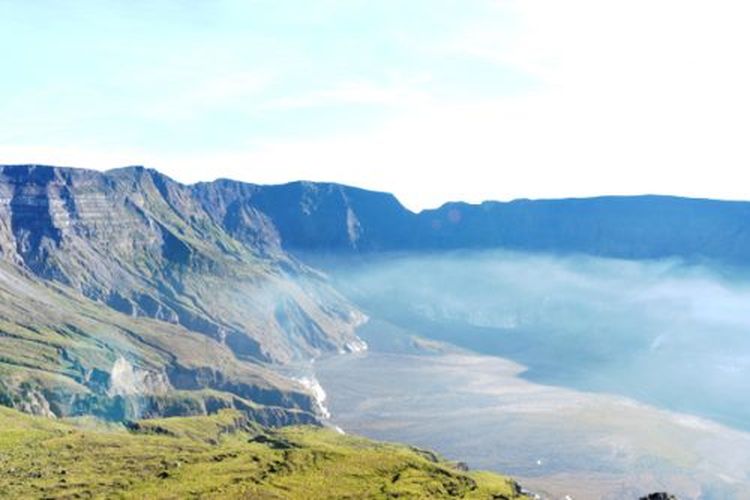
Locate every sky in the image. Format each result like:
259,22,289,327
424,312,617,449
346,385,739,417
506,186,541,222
2,0,750,211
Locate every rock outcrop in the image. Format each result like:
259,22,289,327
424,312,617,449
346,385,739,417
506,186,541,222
639,493,678,500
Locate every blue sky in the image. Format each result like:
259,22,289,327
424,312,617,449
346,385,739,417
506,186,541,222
2,1,750,210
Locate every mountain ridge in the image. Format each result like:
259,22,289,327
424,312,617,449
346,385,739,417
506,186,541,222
190,168,750,264
6,163,750,264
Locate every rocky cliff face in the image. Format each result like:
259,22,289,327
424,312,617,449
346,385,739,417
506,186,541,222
0,165,363,362
193,180,415,253
207,180,750,264
0,165,365,424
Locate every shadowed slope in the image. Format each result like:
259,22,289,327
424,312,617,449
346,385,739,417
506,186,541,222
195,178,750,264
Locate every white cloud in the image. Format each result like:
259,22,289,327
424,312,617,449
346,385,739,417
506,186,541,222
219,0,750,209
267,79,431,109
140,70,275,121
5,0,750,211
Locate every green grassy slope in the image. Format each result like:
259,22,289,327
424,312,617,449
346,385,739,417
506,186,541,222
0,406,528,499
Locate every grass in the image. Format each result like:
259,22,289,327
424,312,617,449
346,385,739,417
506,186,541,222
0,406,529,499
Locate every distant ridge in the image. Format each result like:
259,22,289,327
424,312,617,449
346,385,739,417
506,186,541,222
7,164,750,263
193,170,750,264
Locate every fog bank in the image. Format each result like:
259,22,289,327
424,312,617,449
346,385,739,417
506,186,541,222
324,251,750,432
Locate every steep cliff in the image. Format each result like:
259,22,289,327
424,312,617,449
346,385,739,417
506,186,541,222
193,180,415,253
202,179,750,264
0,165,364,422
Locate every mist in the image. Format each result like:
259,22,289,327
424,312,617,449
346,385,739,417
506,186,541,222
320,250,750,432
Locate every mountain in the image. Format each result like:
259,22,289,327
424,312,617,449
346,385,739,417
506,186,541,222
192,179,415,252
416,196,750,262
2,163,749,425
0,164,715,499
205,180,750,264
0,165,364,424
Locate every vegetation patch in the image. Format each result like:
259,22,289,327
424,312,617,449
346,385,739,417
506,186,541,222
0,406,528,499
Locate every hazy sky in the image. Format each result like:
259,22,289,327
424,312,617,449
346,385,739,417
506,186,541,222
2,1,750,210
